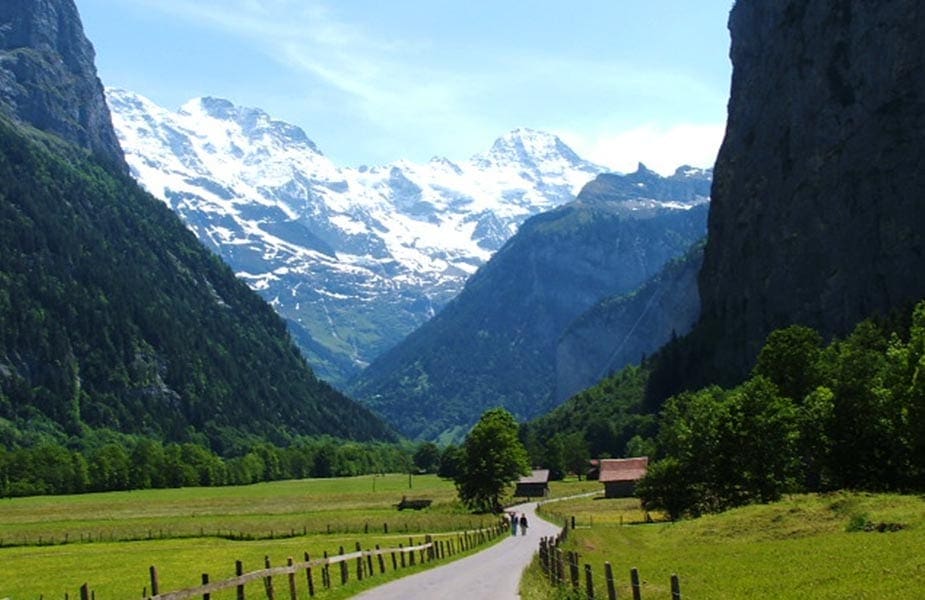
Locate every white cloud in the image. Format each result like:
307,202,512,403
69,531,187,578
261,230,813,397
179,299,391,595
560,123,726,175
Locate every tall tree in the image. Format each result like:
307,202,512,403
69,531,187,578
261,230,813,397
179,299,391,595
454,408,530,513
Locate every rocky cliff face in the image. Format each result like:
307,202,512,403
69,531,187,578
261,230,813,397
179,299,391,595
696,0,925,383
0,0,125,169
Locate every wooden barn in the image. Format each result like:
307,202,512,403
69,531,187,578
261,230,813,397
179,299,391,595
515,469,550,498
599,457,649,498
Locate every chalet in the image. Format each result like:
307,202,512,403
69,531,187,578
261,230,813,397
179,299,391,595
514,469,550,498
599,457,649,498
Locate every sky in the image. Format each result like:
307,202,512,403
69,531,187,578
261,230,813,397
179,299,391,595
76,0,735,175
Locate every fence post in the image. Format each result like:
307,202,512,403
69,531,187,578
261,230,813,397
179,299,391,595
585,564,595,600
356,542,364,581
391,549,398,571
303,552,315,597
236,560,245,600
80,584,90,600
569,552,581,589
604,562,617,600
631,568,642,600
339,547,348,585
376,545,386,574
287,557,297,600
149,566,159,597
671,574,682,600
409,539,416,566
548,543,558,586
555,547,565,586
202,573,210,600
264,556,275,600
399,544,406,568
322,552,330,590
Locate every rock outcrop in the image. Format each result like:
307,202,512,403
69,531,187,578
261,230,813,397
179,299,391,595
0,0,125,170
695,0,925,384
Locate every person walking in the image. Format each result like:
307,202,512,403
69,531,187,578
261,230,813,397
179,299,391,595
510,512,518,536
519,513,528,536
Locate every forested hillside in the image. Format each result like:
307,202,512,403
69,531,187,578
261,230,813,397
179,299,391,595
0,117,395,450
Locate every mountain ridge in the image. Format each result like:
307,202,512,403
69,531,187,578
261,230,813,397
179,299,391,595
350,167,710,441
107,88,612,385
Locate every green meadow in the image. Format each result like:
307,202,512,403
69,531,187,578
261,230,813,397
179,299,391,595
524,491,925,599
0,474,496,600
0,475,598,600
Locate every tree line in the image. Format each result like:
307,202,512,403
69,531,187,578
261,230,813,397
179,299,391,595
0,435,417,497
638,300,925,518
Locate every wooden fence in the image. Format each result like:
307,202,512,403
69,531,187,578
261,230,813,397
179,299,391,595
538,521,682,600
72,522,505,600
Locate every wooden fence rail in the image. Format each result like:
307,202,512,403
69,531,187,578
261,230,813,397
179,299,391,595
537,518,682,600
147,543,434,600
71,521,505,600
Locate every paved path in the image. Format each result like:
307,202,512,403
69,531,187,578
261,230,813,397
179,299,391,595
353,501,561,600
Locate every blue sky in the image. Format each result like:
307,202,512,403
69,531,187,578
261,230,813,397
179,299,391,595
77,0,734,174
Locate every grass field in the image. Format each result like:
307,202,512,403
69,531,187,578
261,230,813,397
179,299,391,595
525,491,925,599
0,474,494,600
0,474,598,600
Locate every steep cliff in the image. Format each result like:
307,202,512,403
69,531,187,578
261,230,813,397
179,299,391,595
0,0,125,170
695,0,925,384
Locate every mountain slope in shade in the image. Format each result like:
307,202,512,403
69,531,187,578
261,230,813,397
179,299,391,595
107,88,607,386
0,115,395,445
350,166,711,441
555,240,703,404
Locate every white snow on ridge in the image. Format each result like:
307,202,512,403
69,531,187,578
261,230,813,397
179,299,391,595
105,88,621,382
107,88,604,294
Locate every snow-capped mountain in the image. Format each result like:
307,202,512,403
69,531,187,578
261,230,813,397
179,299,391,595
106,88,607,386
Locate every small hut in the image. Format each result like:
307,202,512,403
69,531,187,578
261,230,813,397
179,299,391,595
599,457,648,498
514,469,550,498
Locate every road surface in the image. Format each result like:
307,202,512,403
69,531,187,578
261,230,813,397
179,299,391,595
353,501,561,600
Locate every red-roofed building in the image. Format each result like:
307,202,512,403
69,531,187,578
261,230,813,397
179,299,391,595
598,457,649,498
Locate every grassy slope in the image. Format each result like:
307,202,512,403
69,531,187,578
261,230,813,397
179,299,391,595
532,492,925,599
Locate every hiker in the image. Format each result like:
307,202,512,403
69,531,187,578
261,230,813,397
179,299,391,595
519,513,528,536
510,512,518,536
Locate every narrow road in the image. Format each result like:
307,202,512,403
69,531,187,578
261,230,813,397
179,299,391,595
353,501,561,600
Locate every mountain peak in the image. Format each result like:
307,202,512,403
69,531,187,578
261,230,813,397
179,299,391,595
474,127,595,171
179,96,321,153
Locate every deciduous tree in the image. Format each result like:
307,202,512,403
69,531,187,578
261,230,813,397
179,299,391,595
454,408,530,513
